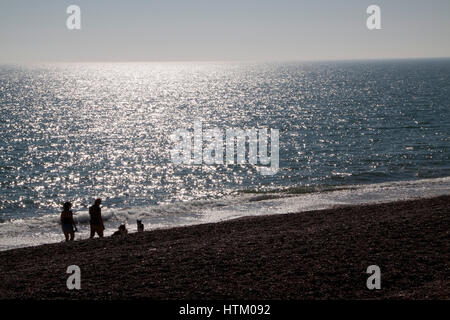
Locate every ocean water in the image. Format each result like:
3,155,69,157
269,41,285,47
1,59,450,250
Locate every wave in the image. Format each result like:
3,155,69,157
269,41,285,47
239,184,358,195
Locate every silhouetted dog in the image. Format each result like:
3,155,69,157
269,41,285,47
137,220,144,232
112,224,128,236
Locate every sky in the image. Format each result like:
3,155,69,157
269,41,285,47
0,0,449,62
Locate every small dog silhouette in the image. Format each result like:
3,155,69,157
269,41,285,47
112,224,128,236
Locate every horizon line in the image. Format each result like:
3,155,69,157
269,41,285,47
0,56,450,65
1,56,450,65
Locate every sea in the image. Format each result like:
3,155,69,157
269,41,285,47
1,58,449,251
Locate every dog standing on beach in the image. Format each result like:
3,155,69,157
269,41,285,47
137,220,144,232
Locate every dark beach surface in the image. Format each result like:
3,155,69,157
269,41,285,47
0,196,449,300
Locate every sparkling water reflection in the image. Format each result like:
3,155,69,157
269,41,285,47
1,60,450,219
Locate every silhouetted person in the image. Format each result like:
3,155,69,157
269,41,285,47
89,198,104,238
61,201,77,241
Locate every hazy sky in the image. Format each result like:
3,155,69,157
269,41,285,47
0,0,449,62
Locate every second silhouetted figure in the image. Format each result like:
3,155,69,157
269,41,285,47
89,198,104,238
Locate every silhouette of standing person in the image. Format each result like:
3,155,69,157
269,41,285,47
61,201,77,241
89,198,104,238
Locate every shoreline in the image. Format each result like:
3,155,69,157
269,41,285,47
0,195,449,299
1,175,450,252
